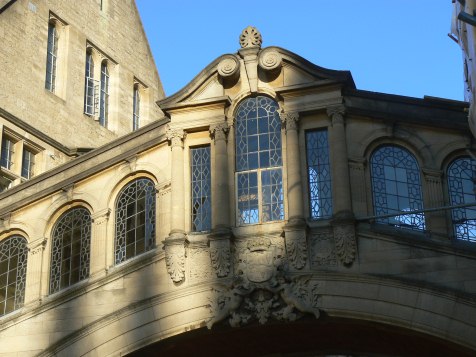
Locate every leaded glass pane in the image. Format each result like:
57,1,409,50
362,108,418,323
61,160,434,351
306,130,332,219
1,137,14,170
21,148,35,179
115,178,156,264
49,208,91,294
448,157,476,242
0,236,27,316
370,145,425,230
99,61,109,127
191,146,211,232
45,23,58,92
235,96,284,225
84,52,95,115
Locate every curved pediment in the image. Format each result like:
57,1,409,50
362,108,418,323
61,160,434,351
157,45,355,112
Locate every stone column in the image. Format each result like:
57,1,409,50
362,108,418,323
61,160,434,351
24,237,46,305
164,126,187,283
90,208,111,276
209,123,231,277
327,105,356,265
423,169,447,239
280,111,307,270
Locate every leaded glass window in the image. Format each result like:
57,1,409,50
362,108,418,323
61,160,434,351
1,136,14,170
84,52,95,115
99,61,109,127
45,22,58,92
191,146,211,232
115,178,156,264
0,236,27,316
235,96,284,224
306,130,332,219
448,157,476,242
21,148,35,179
370,145,425,230
49,208,91,294
133,85,140,131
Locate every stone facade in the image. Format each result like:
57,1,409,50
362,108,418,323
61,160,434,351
0,17,476,357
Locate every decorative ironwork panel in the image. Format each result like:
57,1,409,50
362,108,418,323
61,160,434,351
115,178,156,264
306,130,332,219
191,146,211,231
448,157,476,242
50,208,91,294
235,96,283,224
0,236,27,316
370,145,425,230
45,23,58,92
99,61,109,127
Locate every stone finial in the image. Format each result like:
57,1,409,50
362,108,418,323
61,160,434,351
239,26,262,48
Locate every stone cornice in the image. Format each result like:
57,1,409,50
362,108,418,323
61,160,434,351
0,117,170,215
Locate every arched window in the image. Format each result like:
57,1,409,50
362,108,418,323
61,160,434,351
370,145,425,230
115,178,156,264
0,236,27,316
235,96,283,224
99,60,109,127
45,22,58,92
84,51,95,115
49,207,91,294
448,157,476,242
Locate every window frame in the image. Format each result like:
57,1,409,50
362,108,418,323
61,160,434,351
45,21,58,92
99,60,109,127
234,96,284,226
190,145,212,232
133,83,140,131
84,50,96,116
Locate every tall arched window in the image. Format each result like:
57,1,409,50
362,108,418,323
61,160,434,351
0,236,27,316
49,207,91,294
115,178,156,264
235,96,283,224
370,145,425,230
448,157,476,242
84,51,95,115
99,60,109,127
45,21,58,92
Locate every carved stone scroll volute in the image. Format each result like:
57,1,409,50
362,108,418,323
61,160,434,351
209,237,231,278
332,220,357,266
164,239,186,283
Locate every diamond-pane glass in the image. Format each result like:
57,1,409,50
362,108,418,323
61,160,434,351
370,145,425,230
0,236,27,316
448,157,476,242
115,178,156,264
235,96,283,224
306,130,332,219
191,146,211,232
49,207,91,294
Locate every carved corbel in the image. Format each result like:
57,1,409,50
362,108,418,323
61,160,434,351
0,212,12,231
209,237,231,278
284,226,307,270
332,219,357,266
164,238,186,283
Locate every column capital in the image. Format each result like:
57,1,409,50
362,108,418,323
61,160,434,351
327,105,346,125
28,237,47,255
166,126,186,148
209,122,230,142
279,111,299,131
91,208,111,225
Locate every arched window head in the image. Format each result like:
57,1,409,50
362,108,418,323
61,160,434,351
235,96,283,224
49,207,91,294
133,83,140,131
370,145,425,230
84,50,95,115
45,21,58,92
115,178,156,264
448,157,476,242
0,236,27,316
99,60,109,127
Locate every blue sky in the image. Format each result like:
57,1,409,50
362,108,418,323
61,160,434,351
136,1,464,100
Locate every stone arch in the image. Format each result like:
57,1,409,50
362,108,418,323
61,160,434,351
38,275,476,356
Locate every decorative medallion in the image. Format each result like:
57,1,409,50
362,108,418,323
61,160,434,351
239,26,262,48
